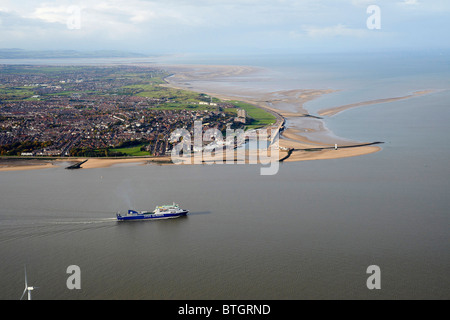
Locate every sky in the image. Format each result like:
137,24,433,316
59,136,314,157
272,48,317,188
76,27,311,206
0,0,449,55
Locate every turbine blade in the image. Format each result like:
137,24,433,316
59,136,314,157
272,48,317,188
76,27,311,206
24,266,28,288
20,288,27,300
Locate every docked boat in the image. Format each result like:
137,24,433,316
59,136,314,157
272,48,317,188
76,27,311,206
116,203,189,221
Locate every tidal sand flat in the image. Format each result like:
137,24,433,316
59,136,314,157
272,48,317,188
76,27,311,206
0,160,55,172
163,64,384,161
318,90,435,117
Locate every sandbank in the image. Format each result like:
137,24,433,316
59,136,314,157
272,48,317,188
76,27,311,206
318,90,434,117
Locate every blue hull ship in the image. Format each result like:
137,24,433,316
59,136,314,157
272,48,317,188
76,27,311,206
116,203,189,221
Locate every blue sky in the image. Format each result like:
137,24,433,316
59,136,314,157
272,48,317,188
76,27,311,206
0,0,449,54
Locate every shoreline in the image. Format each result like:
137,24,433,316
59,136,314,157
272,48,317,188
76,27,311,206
0,162,55,172
162,64,385,162
0,156,174,171
0,64,436,172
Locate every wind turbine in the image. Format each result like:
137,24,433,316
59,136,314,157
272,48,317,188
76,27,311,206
20,266,37,300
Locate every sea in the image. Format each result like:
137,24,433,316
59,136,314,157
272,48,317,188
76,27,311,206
0,51,449,300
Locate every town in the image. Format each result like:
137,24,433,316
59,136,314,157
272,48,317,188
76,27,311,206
0,65,263,158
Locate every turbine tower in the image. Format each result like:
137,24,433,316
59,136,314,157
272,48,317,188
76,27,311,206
20,266,37,300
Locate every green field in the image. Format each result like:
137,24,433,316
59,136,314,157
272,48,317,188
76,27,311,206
229,101,277,130
109,144,150,156
120,82,217,105
0,86,36,100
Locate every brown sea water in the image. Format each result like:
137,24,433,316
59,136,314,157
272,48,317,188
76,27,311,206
0,52,449,299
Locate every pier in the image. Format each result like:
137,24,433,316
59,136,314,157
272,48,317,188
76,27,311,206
279,142,384,162
293,141,384,152
65,159,88,169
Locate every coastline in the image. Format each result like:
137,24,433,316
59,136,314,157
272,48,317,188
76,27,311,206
0,156,173,172
0,161,55,172
1,64,436,172
162,64,384,162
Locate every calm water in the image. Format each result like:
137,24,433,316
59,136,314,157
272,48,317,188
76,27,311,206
0,53,449,300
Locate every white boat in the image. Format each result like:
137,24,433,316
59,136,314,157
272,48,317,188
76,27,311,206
116,203,189,221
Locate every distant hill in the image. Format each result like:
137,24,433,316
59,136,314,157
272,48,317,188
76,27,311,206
0,49,149,59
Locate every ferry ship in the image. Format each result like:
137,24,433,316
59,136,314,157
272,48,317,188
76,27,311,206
116,203,189,221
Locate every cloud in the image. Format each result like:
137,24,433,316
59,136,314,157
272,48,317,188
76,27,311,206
0,0,448,53
351,0,377,7
30,5,72,24
400,0,419,5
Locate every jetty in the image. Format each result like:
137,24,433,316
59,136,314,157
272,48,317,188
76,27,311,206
65,159,88,169
293,141,384,152
279,141,384,162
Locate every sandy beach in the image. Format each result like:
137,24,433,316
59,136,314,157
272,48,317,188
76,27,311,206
1,64,437,172
62,157,174,169
0,161,55,172
318,90,434,117
0,157,174,172
162,64,385,162
74,157,162,169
